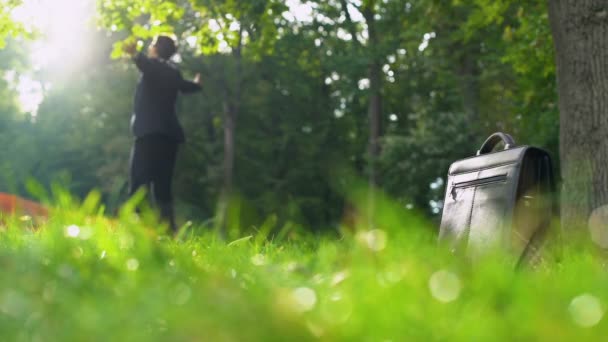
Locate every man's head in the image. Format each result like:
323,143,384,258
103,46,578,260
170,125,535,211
149,35,177,60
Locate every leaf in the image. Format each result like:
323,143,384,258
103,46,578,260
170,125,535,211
227,235,253,247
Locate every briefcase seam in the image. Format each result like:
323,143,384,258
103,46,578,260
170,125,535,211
449,161,519,176
462,171,481,253
450,146,529,163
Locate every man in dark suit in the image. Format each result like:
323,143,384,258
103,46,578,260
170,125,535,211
123,35,201,234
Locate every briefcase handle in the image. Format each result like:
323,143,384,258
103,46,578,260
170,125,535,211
477,132,516,156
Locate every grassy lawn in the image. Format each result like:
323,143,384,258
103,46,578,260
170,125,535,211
0,194,605,341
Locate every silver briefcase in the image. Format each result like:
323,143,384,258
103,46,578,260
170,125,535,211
439,132,555,265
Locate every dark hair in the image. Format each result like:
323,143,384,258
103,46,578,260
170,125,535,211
154,35,177,59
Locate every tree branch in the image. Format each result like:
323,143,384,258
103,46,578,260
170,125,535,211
339,0,362,47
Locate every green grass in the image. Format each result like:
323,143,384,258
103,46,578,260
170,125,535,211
0,192,606,341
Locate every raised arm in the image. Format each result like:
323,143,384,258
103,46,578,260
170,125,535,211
179,72,202,94
133,52,155,74
123,41,156,75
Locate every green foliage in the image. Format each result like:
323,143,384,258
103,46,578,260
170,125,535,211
98,0,286,58
0,195,605,340
0,0,29,48
0,0,561,228
0,3,601,337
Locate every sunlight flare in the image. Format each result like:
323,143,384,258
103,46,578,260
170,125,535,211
9,0,94,114
11,0,93,69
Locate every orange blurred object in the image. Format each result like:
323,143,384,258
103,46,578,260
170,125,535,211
0,193,49,219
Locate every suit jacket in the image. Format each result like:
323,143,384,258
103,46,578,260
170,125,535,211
131,53,201,142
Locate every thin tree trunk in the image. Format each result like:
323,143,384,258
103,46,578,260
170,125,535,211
367,62,382,211
548,0,608,230
458,48,479,123
216,99,233,238
363,1,382,227
218,25,244,237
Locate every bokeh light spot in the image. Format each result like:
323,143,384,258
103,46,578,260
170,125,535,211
292,287,317,313
173,283,192,306
331,270,349,287
251,254,267,266
126,258,140,271
321,292,353,324
589,206,608,248
65,225,80,238
569,294,604,328
356,229,388,252
429,270,462,303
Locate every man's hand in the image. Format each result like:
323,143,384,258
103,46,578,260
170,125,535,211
123,41,138,56
193,73,201,85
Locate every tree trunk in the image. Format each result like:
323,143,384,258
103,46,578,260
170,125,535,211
222,105,236,196
548,0,608,230
363,1,382,227
458,48,480,123
367,61,382,223
218,25,244,237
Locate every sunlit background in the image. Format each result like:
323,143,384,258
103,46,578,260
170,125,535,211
5,0,430,120
6,0,320,115
9,0,94,115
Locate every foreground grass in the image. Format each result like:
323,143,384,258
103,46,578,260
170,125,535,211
0,199,606,341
